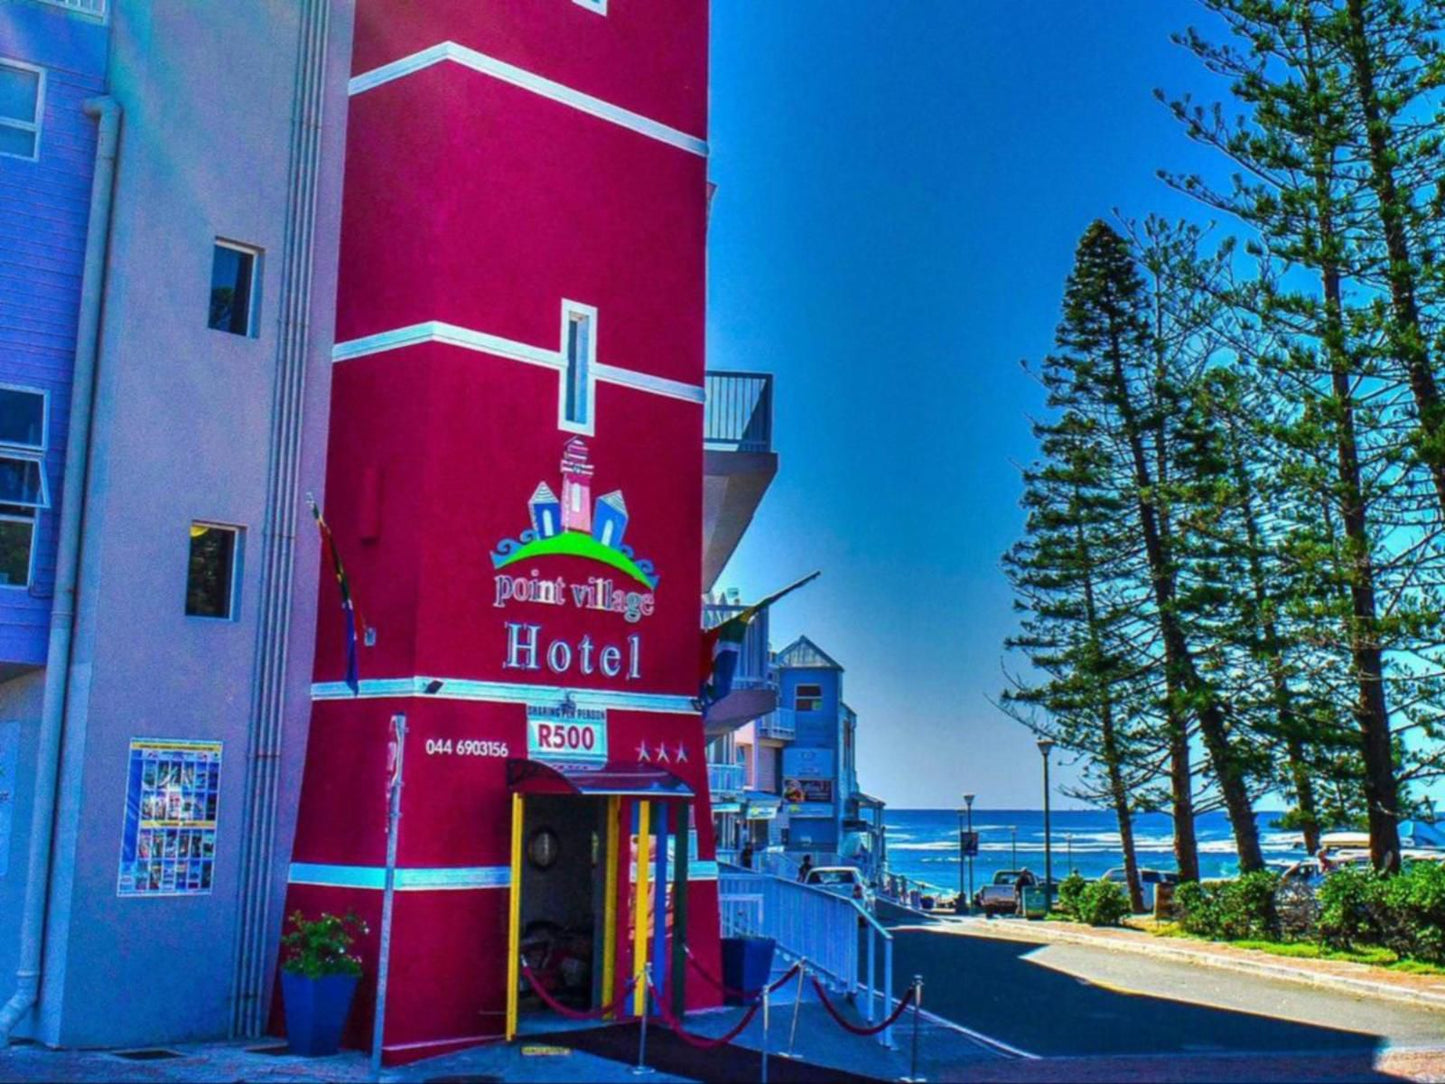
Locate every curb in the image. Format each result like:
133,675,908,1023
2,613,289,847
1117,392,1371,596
932,918,1445,1012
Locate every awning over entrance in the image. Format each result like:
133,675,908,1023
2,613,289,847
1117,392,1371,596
506,758,695,799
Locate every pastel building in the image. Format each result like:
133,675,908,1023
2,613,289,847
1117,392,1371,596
281,0,721,1063
0,0,351,1050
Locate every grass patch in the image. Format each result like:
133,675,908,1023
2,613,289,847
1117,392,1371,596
1145,926,1445,976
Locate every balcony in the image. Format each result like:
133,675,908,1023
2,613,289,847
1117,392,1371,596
35,0,107,16
703,372,778,592
755,707,796,742
701,602,778,738
708,761,746,796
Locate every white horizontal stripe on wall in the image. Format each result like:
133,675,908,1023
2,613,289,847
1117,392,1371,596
332,322,704,405
312,676,698,716
349,42,707,157
289,863,511,891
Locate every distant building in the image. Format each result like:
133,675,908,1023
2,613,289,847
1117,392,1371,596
593,490,628,548
560,437,594,533
529,482,561,538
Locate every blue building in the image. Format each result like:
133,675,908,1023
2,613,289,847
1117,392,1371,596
528,481,561,538
592,489,628,548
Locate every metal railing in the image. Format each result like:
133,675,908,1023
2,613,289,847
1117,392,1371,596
708,761,745,796
755,707,796,741
719,864,897,1047
34,0,107,16
704,371,773,453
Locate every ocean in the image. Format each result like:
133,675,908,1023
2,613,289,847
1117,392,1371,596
884,808,1307,895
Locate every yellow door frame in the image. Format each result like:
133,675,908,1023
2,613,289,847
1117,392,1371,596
505,792,524,1040
631,799,651,1017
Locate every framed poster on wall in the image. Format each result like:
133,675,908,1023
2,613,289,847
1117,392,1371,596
116,738,222,897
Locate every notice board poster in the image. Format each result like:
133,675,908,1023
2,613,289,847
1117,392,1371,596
117,739,222,897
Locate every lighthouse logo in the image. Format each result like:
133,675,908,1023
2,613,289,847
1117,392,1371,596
490,438,659,589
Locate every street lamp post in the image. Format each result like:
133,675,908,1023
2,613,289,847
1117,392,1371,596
1010,826,1017,870
1038,737,1055,900
963,793,975,915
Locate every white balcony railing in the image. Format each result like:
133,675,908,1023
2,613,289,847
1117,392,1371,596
755,707,796,741
708,762,745,796
701,602,771,691
36,0,107,17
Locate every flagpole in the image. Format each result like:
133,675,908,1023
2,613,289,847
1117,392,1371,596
371,713,406,1079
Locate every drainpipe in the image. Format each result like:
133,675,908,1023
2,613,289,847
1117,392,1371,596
0,95,121,1045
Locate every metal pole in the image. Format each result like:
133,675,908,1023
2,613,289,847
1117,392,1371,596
631,963,654,1075
1042,748,1053,902
1011,826,1017,871
371,713,406,1078
866,923,876,1023
882,938,895,1049
909,975,924,1083
965,796,975,915
956,806,964,907
760,983,770,1084
784,960,805,1058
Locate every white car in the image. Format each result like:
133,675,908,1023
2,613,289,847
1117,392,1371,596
803,866,876,913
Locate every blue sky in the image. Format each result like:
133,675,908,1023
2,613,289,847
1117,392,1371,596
705,2,1238,809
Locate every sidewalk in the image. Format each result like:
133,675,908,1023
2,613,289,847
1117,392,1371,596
926,914,1445,1010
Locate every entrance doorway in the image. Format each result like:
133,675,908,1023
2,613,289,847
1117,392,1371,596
515,795,611,1019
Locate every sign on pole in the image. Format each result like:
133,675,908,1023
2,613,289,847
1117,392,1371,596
959,830,979,858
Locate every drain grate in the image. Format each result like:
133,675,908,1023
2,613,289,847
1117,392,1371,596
112,1048,185,1061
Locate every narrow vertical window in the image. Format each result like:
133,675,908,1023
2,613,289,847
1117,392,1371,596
565,311,591,427
0,387,48,588
209,241,261,336
0,59,42,160
186,523,241,619
572,0,607,13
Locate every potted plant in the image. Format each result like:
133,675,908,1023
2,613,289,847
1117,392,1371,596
280,910,367,1056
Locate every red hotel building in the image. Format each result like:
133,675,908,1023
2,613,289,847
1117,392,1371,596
281,0,720,1061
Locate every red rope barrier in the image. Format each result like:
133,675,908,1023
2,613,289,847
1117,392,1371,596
683,948,801,1001
647,976,764,1049
521,964,638,1021
810,977,916,1036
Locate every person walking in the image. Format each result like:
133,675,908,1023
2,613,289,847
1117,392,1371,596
740,842,754,869
797,854,814,883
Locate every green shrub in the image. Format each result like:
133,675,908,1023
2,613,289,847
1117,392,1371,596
280,910,368,979
1076,879,1131,927
1213,871,1281,941
1317,866,1387,951
1175,880,1220,937
1380,862,1445,964
1056,871,1087,921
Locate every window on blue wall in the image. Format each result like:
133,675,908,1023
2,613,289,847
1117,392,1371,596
0,59,43,161
186,523,241,619
208,241,260,336
0,387,48,589
794,683,823,712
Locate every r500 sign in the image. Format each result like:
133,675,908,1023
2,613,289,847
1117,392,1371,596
527,717,607,765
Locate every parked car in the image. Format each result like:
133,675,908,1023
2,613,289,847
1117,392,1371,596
974,869,1037,917
1100,867,1179,911
803,866,876,914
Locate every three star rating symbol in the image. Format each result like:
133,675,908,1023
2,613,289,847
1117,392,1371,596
636,741,687,764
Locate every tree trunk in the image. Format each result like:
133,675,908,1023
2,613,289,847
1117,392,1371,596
1106,342,1264,873
1227,414,1321,854
1169,709,1200,883
1342,0,1445,516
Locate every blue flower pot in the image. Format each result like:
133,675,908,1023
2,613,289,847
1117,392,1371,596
282,971,359,1057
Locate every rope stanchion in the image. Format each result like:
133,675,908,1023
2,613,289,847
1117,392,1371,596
521,964,638,1022
647,974,764,1049
810,976,915,1037
683,947,800,1002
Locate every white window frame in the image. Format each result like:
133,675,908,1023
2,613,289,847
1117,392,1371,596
0,58,45,163
185,521,243,621
0,384,49,590
209,239,262,338
572,0,607,14
558,300,598,436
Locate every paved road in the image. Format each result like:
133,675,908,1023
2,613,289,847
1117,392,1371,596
875,922,1445,1064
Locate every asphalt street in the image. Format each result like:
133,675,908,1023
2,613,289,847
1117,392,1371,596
874,921,1445,1064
